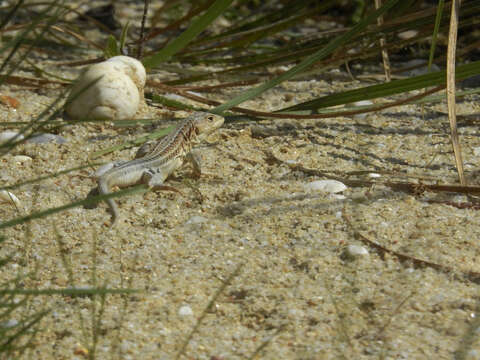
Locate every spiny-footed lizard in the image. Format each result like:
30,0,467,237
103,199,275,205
96,112,224,226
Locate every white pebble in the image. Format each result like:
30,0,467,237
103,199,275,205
304,180,347,194
0,131,24,144
345,245,369,258
66,56,146,120
178,305,193,317
474,147,480,157
0,190,21,206
398,30,418,40
185,216,208,225
368,173,381,178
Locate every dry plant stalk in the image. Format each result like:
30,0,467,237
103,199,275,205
375,0,391,82
446,0,465,184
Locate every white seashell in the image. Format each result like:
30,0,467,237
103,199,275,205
0,131,24,145
65,56,146,120
0,190,21,206
303,180,347,194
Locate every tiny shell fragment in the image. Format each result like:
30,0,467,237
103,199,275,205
303,180,347,194
0,190,21,206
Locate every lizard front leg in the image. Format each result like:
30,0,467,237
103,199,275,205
186,151,202,178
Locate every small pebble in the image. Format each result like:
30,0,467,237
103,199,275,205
473,147,480,157
0,190,21,206
28,133,67,144
368,173,381,178
345,245,369,258
178,305,193,317
0,131,24,144
304,180,347,194
398,30,418,40
185,216,208,225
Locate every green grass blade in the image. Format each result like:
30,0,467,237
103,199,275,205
428,0,445,70
0,288,139,296
211,0,401,113
142,0,234,69
280,60,480,112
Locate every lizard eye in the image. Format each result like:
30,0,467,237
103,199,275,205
207,116,214,121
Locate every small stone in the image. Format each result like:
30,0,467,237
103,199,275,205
345,245,369,258
474,147,480,157
185,216,207,225
28,133,67,144
0,131,23,144
398,30,418,40
368,173,381,178
304,180,347,194
178,305,193,317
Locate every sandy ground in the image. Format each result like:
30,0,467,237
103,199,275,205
2,4,480,360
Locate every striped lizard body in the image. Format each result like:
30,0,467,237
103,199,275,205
96,112,224,226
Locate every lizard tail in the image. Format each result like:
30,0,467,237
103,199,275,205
98,178,119,226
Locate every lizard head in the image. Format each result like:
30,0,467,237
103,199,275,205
192,112,225,140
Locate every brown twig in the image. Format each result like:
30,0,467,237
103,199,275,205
342,209,480,283
263,150,480,196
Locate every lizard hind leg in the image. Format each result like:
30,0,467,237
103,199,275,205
141,169,182,194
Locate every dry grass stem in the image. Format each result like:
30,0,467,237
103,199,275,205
446,0,465,184
375,0,391,82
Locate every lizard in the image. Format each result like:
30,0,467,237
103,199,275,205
95,112,224,226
